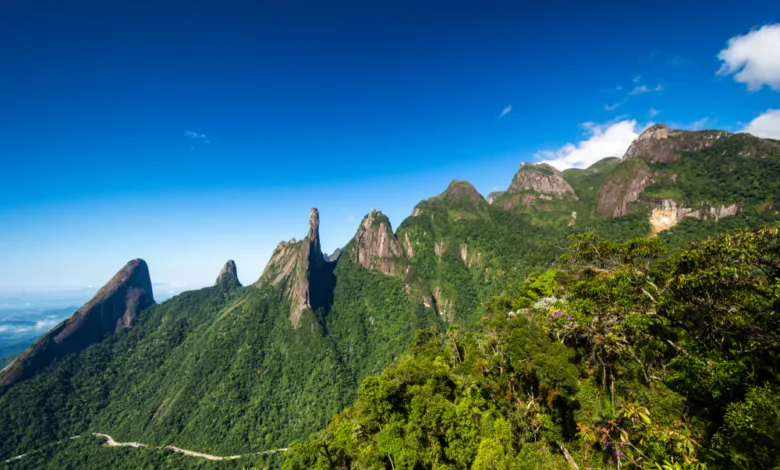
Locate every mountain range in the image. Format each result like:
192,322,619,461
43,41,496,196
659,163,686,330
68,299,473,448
1,123,779,469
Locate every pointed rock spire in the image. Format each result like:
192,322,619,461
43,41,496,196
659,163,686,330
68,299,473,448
215,260,241,287
255,208,335,327
1,259,154,391
307,208,325,271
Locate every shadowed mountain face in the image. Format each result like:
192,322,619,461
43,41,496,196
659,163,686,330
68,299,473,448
255,208,336,327
0,259,154,391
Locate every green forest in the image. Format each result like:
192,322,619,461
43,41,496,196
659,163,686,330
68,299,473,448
284,226,780,469
1,130,780,469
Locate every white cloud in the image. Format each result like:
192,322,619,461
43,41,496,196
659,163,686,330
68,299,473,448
718,24,780,91
740,109,780,139
629,84,664,95
688,117,709,130
535,120,648,170
633,75,642,83
649,108,661,118
0,316,61,338
185,130,209,142
605,100,626,111
498,105,512,119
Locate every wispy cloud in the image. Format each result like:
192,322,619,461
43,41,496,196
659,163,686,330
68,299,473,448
0,316,62,338
633,75,642,84
668,117,710,131
605,100,627,111
688,117,709,130
649,108,661,118
497,105,512,119
717,24,780,92
185,130,210,143
667,55,694,67
629,84,664,95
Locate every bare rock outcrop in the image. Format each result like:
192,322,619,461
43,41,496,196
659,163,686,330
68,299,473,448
509,163,578,200
349,209,404,275
215,260,241,287
402,232,414,258
1,259,154,390
459,244,482,268
255,208,334,327
624,123,730,163
649,199,741,234
487,191,504,205
596,160,652,217
432,287,455,323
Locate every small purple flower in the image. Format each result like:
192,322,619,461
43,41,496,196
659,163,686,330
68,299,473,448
567,315,573,320
615,450,621,457
571,257,576,263
560,285,565,290
566,291,570,295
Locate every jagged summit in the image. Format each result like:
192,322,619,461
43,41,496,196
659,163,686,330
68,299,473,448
623,122,730,163
349,209,404,275
1,259,154,390
439,179,485,202
215,260,241,287
509,162,578,200
255,208,334,327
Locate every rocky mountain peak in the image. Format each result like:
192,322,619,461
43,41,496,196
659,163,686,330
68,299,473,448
637,123,670,141
624,123,730,163
215,260,241,287
308,208,321,246
1,259,155,390
350,209,404,275
255,209,334,327
509,163,578,200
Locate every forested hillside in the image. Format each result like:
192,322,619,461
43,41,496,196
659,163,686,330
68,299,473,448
285,226,780,469
1,125,779,469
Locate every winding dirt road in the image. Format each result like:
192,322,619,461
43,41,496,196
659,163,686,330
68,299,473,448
1,433,287,465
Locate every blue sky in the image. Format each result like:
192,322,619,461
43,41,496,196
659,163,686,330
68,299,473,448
1,0,779,293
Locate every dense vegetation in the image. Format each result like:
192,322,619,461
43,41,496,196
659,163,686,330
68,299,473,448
285,226,780,469
1,130,779,468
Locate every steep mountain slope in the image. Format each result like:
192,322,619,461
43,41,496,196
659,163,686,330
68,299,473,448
0,259,154,391
254,208,335,327
1,124,779,468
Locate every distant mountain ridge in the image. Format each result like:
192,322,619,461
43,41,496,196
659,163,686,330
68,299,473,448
1,123,779,467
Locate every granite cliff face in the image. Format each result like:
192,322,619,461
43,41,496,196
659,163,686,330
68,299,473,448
0,259,154,390
255,208,335,327
349,209,404,275
649,199,741,234
509,163,578,199
215,260,241,287
624,123,730,163
595,159,652,217
491,162,577,209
